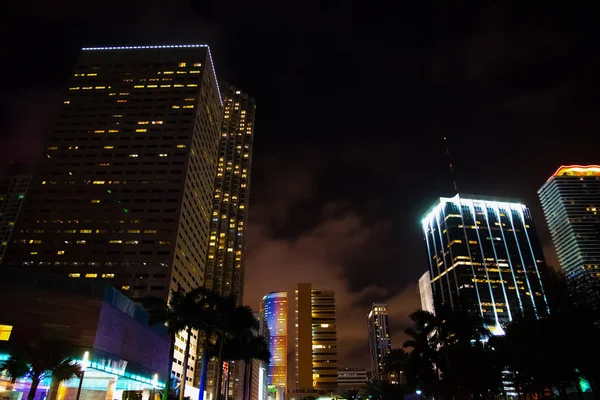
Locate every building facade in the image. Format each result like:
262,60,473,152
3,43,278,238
418,271,435,314
295,283,338,393
261,292,288,398
0,268,170,400
0,174,31,265
200,84,256,399
422,194,549,331
337,368,368,391
367,304,391,381
539,165,600,307
248,312,270,400
1,45,223,387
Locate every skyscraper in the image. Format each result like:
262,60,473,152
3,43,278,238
2,44,223,386
249,311,270,400
337,368,368,390
418,271,435,314
200,84,255,400
422,194,549,331
203,84,255,303
367,304,391,381
538,165,600,306
261,292,288,398
0,174,31,265
295,283,338,393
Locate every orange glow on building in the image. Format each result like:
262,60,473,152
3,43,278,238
549,165,600,181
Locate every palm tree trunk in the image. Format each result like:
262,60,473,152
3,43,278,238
164,332,177,400
47,379,60,400
28,376,40,400
179,327,192,400
198,343,209,400
242,361,249,400
215,333,225,400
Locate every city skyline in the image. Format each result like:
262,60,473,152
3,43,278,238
1,1,599,371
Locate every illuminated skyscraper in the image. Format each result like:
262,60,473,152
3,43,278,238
422,194,549,331
200,85,255,400
261,292,288,397
538,165,600,307
295,283,338,393
203,84,255,303
2,45,223,386
367,304,391,381
0,174,31,265
418,271,435,314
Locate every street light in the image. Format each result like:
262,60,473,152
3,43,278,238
416,390,422,396
76,351,89,400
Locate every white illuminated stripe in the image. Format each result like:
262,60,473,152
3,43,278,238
80,44,223,106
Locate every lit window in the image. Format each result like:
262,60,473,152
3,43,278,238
30,251,38,255
109,240,122,244
117,99,127,103
57,250,65,255
122,286,130,290
129,154,139,158
136,129,147,133
102,273,115,278
108,129,119,133
85,274,98,278
190,70,200,74
125,240,138,245
127,230,140,234
93,181,105,185
176,144,187,148
159,154,168,157
174,84,184,88
94,130,105,133
91,199,100,203
193,62,201,67
0,325,13,341
152,121,163,124
178,62,187,67
28,240,42,244
183,105,194,109
104,146,114,149
80,230,92,234
187,84,198,87
134,85,145,88
77,240,86,244
138,121,149,125
69,273,80,278
172,105,180,109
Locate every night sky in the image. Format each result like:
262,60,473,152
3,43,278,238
1,1,600,369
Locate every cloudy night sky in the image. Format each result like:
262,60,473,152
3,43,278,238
1,1,600,369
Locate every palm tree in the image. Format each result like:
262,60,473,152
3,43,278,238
212,303,258,400
338,389,359,400
0,342,82,400
383,348,409,383
144,287,211,400
403,310,440,396
47,358,82,400
224,331,270,400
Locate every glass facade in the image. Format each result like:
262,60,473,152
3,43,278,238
367,304,391,381
422,194,549,330
0,174,31,264
261,292,288,393
538,165,600,307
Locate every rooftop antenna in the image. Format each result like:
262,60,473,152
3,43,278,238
444,136,459,194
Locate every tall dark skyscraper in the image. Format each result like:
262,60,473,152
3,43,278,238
539,165,600,306
1,44,223,386
422,194,549,332
0,174,31,265
203,84,255,304
367,304,391,381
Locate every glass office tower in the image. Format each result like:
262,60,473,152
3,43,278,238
367,304,391,381
538,165,600,307
261,292,288,399
422,194,549,331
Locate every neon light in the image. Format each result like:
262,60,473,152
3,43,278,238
80,45,223,106
549,165,600,181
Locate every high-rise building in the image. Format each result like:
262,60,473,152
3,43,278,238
261,292,288,398
422,194,549,331
538,165,600,306
367,304,391,381
200,85,256,400
1,44,223,387
0,174,31,264
337,368,368,390
248,311,270,400
203,84,255,303
418,271,435,314
295,283,338,393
